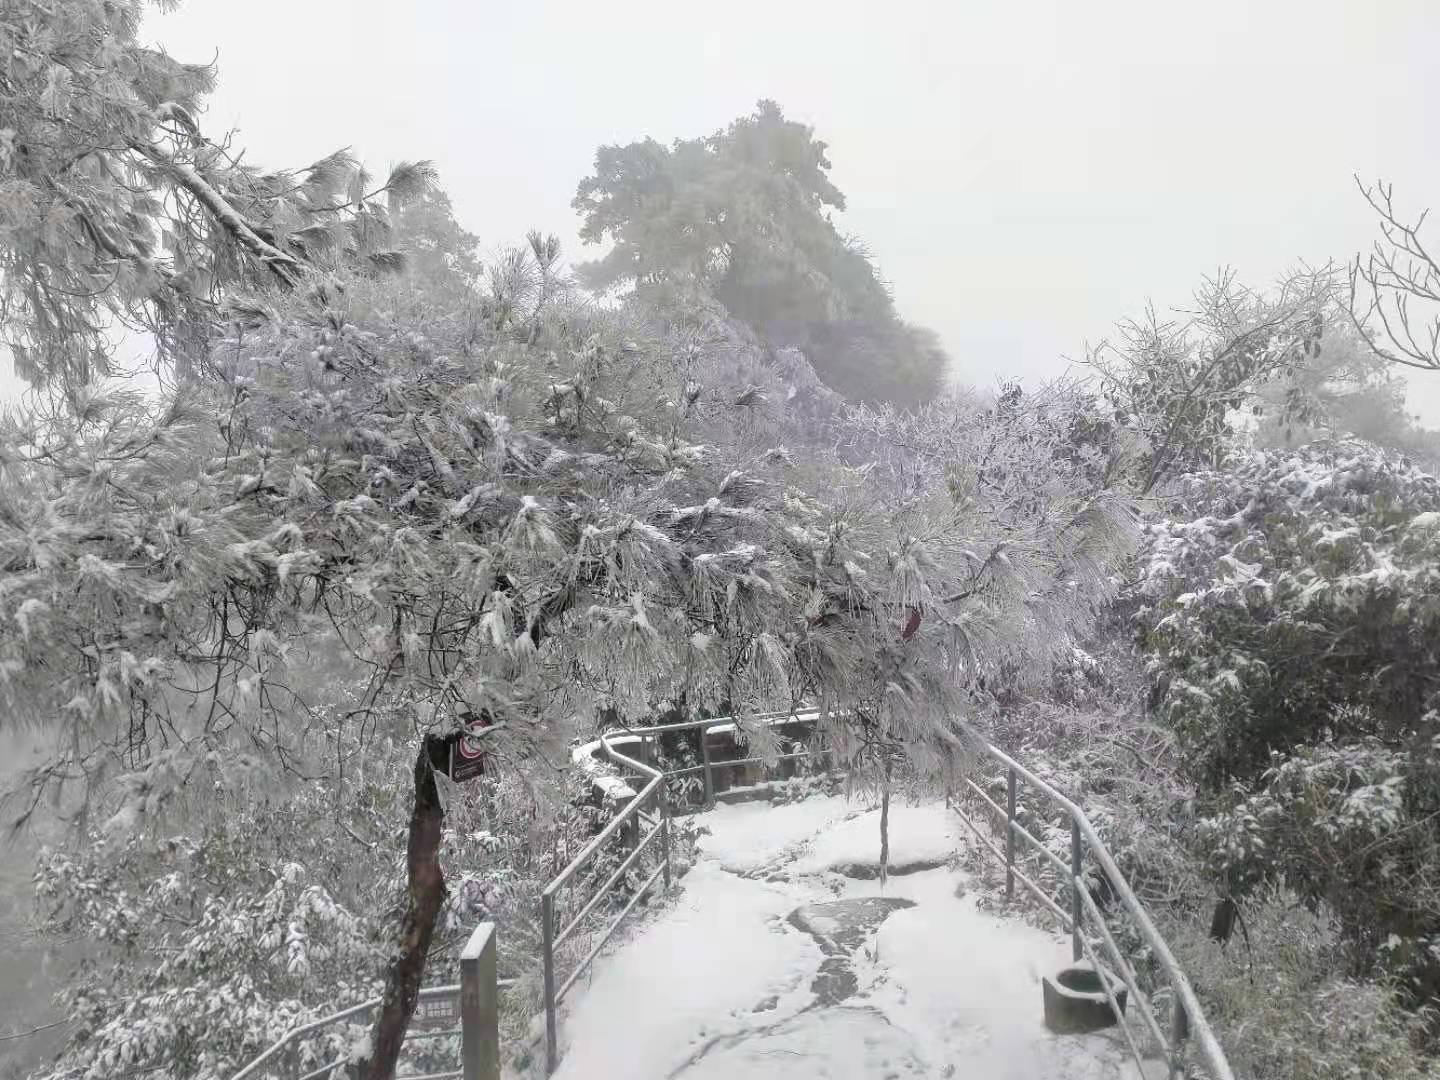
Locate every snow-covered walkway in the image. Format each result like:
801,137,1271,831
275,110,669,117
552,793,1145,1080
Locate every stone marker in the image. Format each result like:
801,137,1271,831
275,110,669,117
1042,961,1128,1034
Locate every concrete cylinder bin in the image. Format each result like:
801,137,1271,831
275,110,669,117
1042,961,1128,1034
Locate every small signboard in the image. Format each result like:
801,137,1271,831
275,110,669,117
450,731,488,782
412,989,461,1029
426,711,495,783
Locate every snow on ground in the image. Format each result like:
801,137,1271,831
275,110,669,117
552,794,1150,1080
697,793,865,876
791,800,959,875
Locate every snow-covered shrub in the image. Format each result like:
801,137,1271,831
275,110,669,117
1138,441,1440,785
1196,735,1440,1005
768,772,846,806
27,724,610,1080
32,792,390,1079
1136,441,1440,1001
1167,888,1434,1080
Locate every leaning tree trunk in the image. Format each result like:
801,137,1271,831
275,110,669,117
358,745,449,1080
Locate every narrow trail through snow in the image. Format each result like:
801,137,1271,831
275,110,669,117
553,794,1150,1080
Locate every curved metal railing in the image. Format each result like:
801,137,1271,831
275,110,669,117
540,709,831,1074
941,721,1235,1080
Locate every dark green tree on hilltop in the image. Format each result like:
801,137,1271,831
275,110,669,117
573,100,950,409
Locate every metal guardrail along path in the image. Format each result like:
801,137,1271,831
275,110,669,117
546,712,1235,1080
541,709,830,1075
228,923,502,1080
232,710,1235,1080
940,722,1235,1080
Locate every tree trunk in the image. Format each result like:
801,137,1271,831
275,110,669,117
878,757,892,889
358,744,448,1080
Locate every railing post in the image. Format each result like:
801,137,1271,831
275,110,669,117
700,725,714,809
542,892,558,1075
1070,818,1084,963
1005,767,1017,902
660,786,672,889
460,923,499,1080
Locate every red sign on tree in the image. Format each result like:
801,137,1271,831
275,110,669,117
449,729,488,782
426,710,494,783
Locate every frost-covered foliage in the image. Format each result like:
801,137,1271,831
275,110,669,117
1250,321,1428,456
2,262,1139,816
1088,269,1331,492
28,755,393,1080
573,100,950,408
26,722,613,1080
1138,441,1440,785
1136,440,1440,1000
1197,736,1440,994
34,831,383,1080
0,0,438,387
839,379,1141,696
1169,888,1436,1080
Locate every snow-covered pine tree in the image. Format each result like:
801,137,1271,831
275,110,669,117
0,0,434,388
809,379,1143,867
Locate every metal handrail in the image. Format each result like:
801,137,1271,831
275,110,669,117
229,975,515,1080
540,724,669,1075
540,709,831,1074
230,983,468,1080
941,722,1235,1080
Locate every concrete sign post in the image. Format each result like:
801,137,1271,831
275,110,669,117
460,923,500,1080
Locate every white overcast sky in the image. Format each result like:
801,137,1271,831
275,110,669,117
7,0,1440,420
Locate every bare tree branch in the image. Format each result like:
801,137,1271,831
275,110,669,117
1349,176,1440,372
